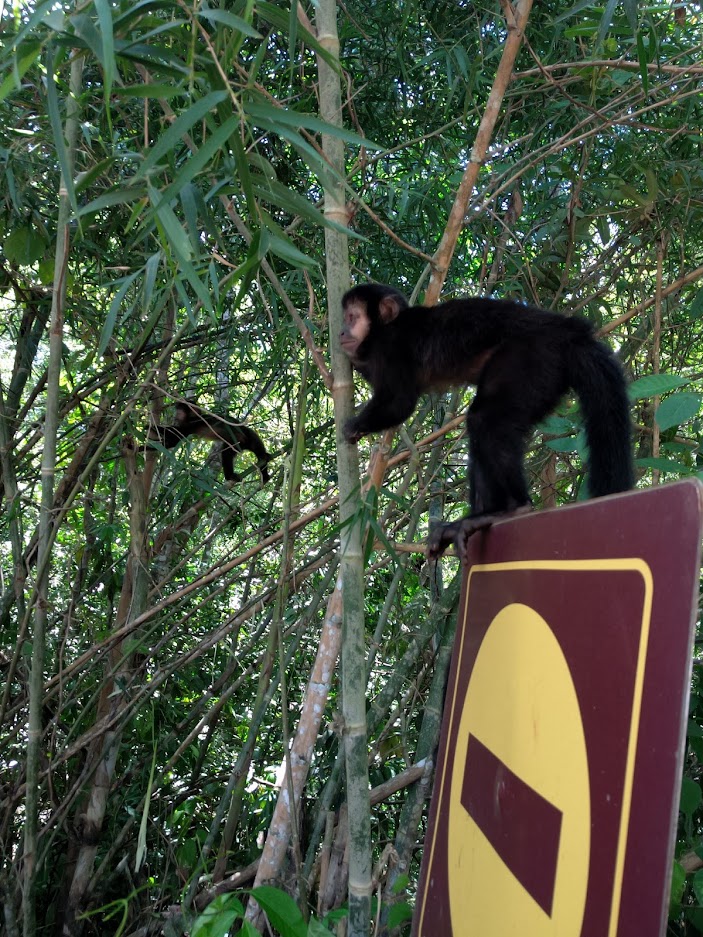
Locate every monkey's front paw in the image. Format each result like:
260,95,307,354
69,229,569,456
343,420,364,444
426,521,462,561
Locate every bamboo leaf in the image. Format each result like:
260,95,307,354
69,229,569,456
252,180,362,237
45,44,79,219
636,31,649,95
156,114,239,204
142,252,161,314
115,83,185,99
288,0,299,70
77,186,147,218
196,8,261,39
264,226,317,269
134,91,229,179
622,0,639,32
596,0,619,47
553,0,595,24
135,734,157,873
0,43,42,104
92,0,115,102
99,270,140,356
246,101,380,150
256,0,337,68
7,0,56,51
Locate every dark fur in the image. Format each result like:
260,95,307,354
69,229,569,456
340,283,633,557
150,401,271,483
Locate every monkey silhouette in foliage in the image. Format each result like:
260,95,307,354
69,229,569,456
339,283,633,560
149,401,271,483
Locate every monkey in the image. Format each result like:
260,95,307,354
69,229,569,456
339,283,634,561
149,401,271,483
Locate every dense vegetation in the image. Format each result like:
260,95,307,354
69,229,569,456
1,0,703,934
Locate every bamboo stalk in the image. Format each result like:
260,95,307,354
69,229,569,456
22,50,83,937
315,1,372,933
425,0,534,304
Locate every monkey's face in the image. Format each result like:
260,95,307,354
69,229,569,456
339,298,370,364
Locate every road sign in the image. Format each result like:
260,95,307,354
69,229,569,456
415,480,703,937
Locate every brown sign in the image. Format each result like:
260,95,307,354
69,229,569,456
415,480,703,937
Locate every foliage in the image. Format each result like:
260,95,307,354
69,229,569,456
1,0,703,934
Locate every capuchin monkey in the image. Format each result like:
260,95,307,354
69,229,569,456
149,401,271,483
339,283,634,561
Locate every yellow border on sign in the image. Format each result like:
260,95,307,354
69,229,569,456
417,558,653,936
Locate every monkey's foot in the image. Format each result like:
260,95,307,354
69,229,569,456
427,506,532,563
426,516,494,562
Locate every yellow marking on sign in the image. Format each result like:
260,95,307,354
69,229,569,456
418,558,653,937
448,603,589,934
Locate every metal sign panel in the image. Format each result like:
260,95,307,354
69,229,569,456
415,480,703,937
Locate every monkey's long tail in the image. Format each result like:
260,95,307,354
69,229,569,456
567,334,635,497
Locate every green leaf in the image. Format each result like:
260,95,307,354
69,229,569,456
45,44,78,219
538,414,575,435
142,252,161,314
240,922,262,936
689,719,703,739
4,226,45,265
670,860,686,915
197,8,261,38
256,1,337,68
688,287,703,320
135,730,157,873
307,918,334,936
150,192,192,260
250,886,307,937
628,374,691,400
544,436,578,453
622,0,639,32
77,186,147,218
596,0,619,47
263,225,317,269
693,869,703,907
245,101,380,150
655,393,702,431
92,0,115,102
134,91,229,179
99,270,140,356
0,43,41,104
8,0,57,51
192,893,245,937
252,180,363,238
634,457,690,474
554,0,597,24
115,83,186,99
289,0,299,69
387,902,413,929
636,31,649,95
156,114,239,206
681,777,702,819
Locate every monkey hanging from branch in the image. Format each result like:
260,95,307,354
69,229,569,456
339,283,633,561
149,400,271,484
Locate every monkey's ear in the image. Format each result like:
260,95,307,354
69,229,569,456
378,295,403,323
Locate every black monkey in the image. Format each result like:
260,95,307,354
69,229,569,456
149,401,271,483
339,283,633,560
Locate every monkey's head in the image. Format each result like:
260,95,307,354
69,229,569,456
340,284,409,365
